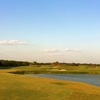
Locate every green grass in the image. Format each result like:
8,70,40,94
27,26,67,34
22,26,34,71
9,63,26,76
0,71,100,100
5,64,100,74
0,72,72,100
0,65,100,100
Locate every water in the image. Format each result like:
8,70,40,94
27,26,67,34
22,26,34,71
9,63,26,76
26,74,100,87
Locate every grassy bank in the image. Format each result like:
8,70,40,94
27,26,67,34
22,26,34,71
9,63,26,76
0,71,100,100
7,65,100,74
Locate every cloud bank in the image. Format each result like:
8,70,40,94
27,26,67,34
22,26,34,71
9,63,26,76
0,40,27,45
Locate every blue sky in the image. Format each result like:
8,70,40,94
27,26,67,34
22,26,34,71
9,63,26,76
0,0,100,63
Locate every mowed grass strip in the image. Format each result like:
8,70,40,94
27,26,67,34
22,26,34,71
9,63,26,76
0,71,100,100
0,72,71,100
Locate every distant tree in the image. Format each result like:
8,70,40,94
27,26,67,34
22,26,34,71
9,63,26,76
52,61,60,66
33,61,38,65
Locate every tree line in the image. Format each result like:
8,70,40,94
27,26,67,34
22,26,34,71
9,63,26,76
0,60,29,68
0,60,100,68
31,61,100,67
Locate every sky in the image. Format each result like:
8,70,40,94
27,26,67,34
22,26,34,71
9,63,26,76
0,0,100,63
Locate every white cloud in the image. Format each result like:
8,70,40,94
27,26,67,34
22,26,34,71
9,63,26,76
42,48,81,53
64,48,81,52
42,48,81,56
43,49,60,52
0,40,27,45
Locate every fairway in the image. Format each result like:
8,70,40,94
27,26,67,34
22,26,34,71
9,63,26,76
0,70,100,100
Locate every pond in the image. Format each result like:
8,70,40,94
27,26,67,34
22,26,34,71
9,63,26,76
26,74,100,87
